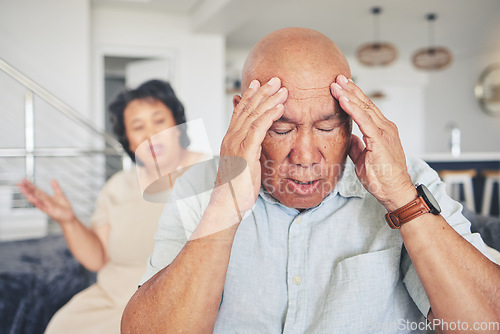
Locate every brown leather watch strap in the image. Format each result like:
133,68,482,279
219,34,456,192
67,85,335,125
385,196,430,229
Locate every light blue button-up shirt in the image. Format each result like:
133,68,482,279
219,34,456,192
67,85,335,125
141,157,491,333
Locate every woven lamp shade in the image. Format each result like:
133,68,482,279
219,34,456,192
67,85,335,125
357,42,398,66
411,13,453,71
412,47,452,70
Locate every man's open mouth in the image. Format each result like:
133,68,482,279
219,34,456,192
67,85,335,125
286,178,321,195
291,180,315,185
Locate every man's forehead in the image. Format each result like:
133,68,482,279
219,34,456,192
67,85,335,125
277,73,334,99
285,85,333,101
278,93,344,124
276,111,342,124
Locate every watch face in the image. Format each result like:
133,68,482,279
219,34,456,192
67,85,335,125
418,184,441,215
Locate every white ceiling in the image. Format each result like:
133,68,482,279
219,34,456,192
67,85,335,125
93,0,500,58
92,0,202,13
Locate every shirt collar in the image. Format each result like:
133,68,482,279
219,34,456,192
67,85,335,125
335,158,366,199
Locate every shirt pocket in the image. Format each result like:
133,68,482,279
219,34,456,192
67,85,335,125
334,246,401,283
316,246,405,333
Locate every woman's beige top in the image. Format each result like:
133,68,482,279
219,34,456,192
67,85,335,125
90,166,168,303
45,166,167,334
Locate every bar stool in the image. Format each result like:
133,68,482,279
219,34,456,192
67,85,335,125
438,169,477,211
481,170,500,216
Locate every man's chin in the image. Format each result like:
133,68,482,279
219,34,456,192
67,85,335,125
262,181,332,210
275,193,325,210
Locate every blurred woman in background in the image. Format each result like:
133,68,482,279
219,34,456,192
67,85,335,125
18,79,206,333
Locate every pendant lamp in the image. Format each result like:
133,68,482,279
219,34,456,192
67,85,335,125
357,7,398,67
412,14,453,70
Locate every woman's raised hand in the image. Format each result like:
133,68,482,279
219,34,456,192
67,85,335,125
18,179,76,225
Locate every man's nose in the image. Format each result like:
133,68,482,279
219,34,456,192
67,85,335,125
289,131,322,167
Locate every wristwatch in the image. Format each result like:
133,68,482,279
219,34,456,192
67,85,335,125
385,184,441,229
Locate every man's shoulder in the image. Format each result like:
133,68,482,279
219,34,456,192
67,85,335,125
171,156,220,199
406,156,440,186
406,156,433,173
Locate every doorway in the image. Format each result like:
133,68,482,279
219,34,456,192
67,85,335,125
103,55,176,178
104,56,145,179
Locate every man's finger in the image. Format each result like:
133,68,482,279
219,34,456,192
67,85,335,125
238,86,288,136
335,75,386,122
330,82,384,128
242,103,285,157
227,80,260,131
231,77,282,133
336,93,382,141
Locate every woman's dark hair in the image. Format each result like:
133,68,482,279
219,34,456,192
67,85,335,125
108,79,190,162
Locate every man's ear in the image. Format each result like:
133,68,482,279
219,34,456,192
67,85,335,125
233,95,242,108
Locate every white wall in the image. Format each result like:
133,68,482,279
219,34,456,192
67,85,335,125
424,14,500,154
0,0,90,113
0,0,99,221
0,0,91,147
348,59,428,157
224,48,249,128
92,5,226,155
424,46,500,153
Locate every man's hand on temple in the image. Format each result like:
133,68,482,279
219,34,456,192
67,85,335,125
214,78,288,214
190,78,288,240
330,75,417,211
332,73,500,331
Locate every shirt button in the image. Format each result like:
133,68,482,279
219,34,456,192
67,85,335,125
296,217,302,224
292,276,302,285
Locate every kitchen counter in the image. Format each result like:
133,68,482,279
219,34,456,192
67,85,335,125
418,152,500,162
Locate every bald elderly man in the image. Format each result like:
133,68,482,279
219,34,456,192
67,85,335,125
122,28,499,333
